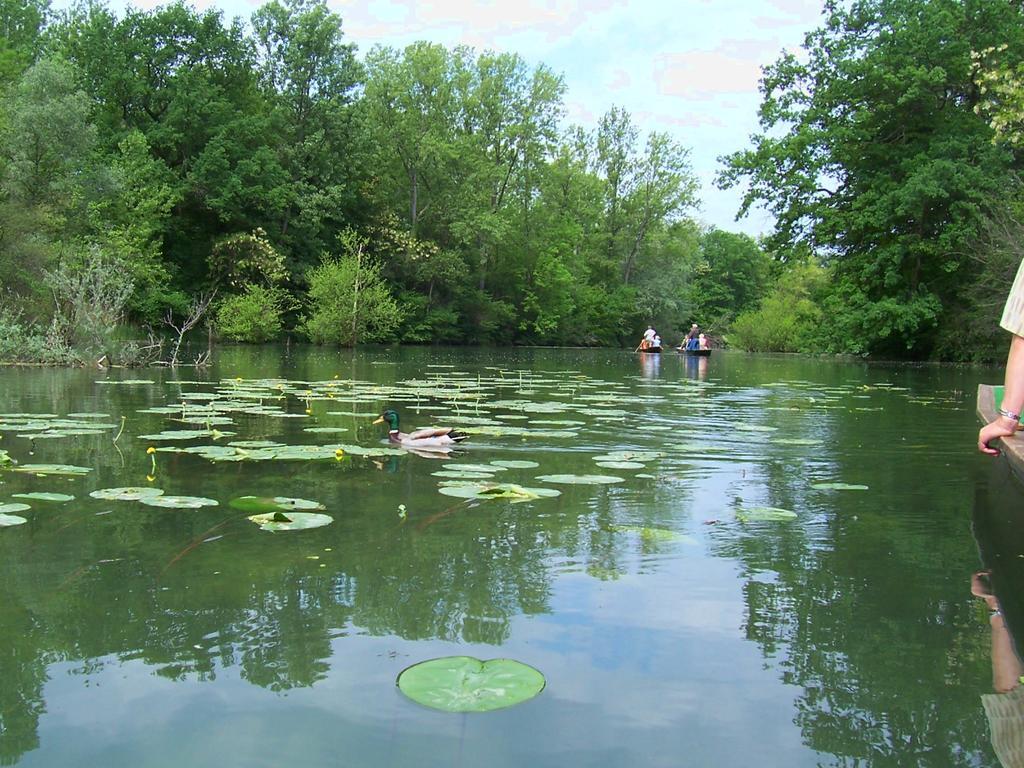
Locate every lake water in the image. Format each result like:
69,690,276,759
0,346,1020,767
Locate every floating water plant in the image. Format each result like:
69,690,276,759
11,492,73,503
594,461,646,469
0,513,27,526
489,460,540,469
442,463,508,473
139,495,219,509
810,482,869,491
0,503,31,514
396,656,545,712
247,511,333,531
536,474,625,485
228,496,326,513
89,487,165,501
432,470,497,479
12,464,92,476
437,483,560,502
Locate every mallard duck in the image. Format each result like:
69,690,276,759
373,409,468,449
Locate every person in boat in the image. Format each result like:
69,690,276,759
698,333,708,350
980,259,1024,453
638,325,656,351
652,334,662,349
679,323,700,350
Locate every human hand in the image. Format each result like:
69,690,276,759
979,417,1019,455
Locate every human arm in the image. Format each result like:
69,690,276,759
979,333,1024,455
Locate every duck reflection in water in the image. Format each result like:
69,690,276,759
973,570,1024,766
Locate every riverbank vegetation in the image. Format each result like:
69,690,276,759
0,0,1022,361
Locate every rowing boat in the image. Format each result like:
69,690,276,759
977,384,1024,480
677,348,711,357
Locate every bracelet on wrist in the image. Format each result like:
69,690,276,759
998,407,1021,423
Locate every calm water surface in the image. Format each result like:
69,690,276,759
0,346,1020,767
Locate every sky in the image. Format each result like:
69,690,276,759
56,0,828,235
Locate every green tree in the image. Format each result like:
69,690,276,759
690,228,770,329
215,283,284,342
1,57,93,205
251,0,364,272
301,230,403,345
730,260,826,352
719,0,1024,358
363,42,458,238
0,0,48,88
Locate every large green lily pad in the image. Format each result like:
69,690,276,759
490,460,540,469
443,463,508,473
247,511,333,531
0,513,27,526
90,487,165,501
432,470,496,479
397,656,545,712
12,464,92,476
536,474,625,485
11,493,73,503
139,495,219,509
437,483,560,502
810,482,869,491
0,503,31,514
229,496,326,513
594,461,646,469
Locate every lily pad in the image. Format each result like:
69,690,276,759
12,464,92,476
594,461,646,470
431,470,497,479
139,495,219,509
0,503,31,514
229,496,326,513
592,450,664,462
397,656,545,713
247,511,333,531
0,513,27,526
536,474,625,485
443,463,508,473
437,483,561,502
736,507,797,522
810,482,869,491
90,487,165,501
11,492,73,503
227,440,286,449
137,429,234,441
773,438,824,446
490,460,540,469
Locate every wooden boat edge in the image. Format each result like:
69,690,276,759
977,383,1024,480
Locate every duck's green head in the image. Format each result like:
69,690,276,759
373,409,399,431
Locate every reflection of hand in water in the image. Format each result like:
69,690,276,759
973,571,1023,694
974,570,1024,768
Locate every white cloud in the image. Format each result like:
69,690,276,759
653,39,778,101
333,0,621,49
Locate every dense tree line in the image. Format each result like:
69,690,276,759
0,0,765,361
3,0,1022,360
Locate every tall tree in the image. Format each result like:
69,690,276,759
251,0,364,272
719,0,1024,357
